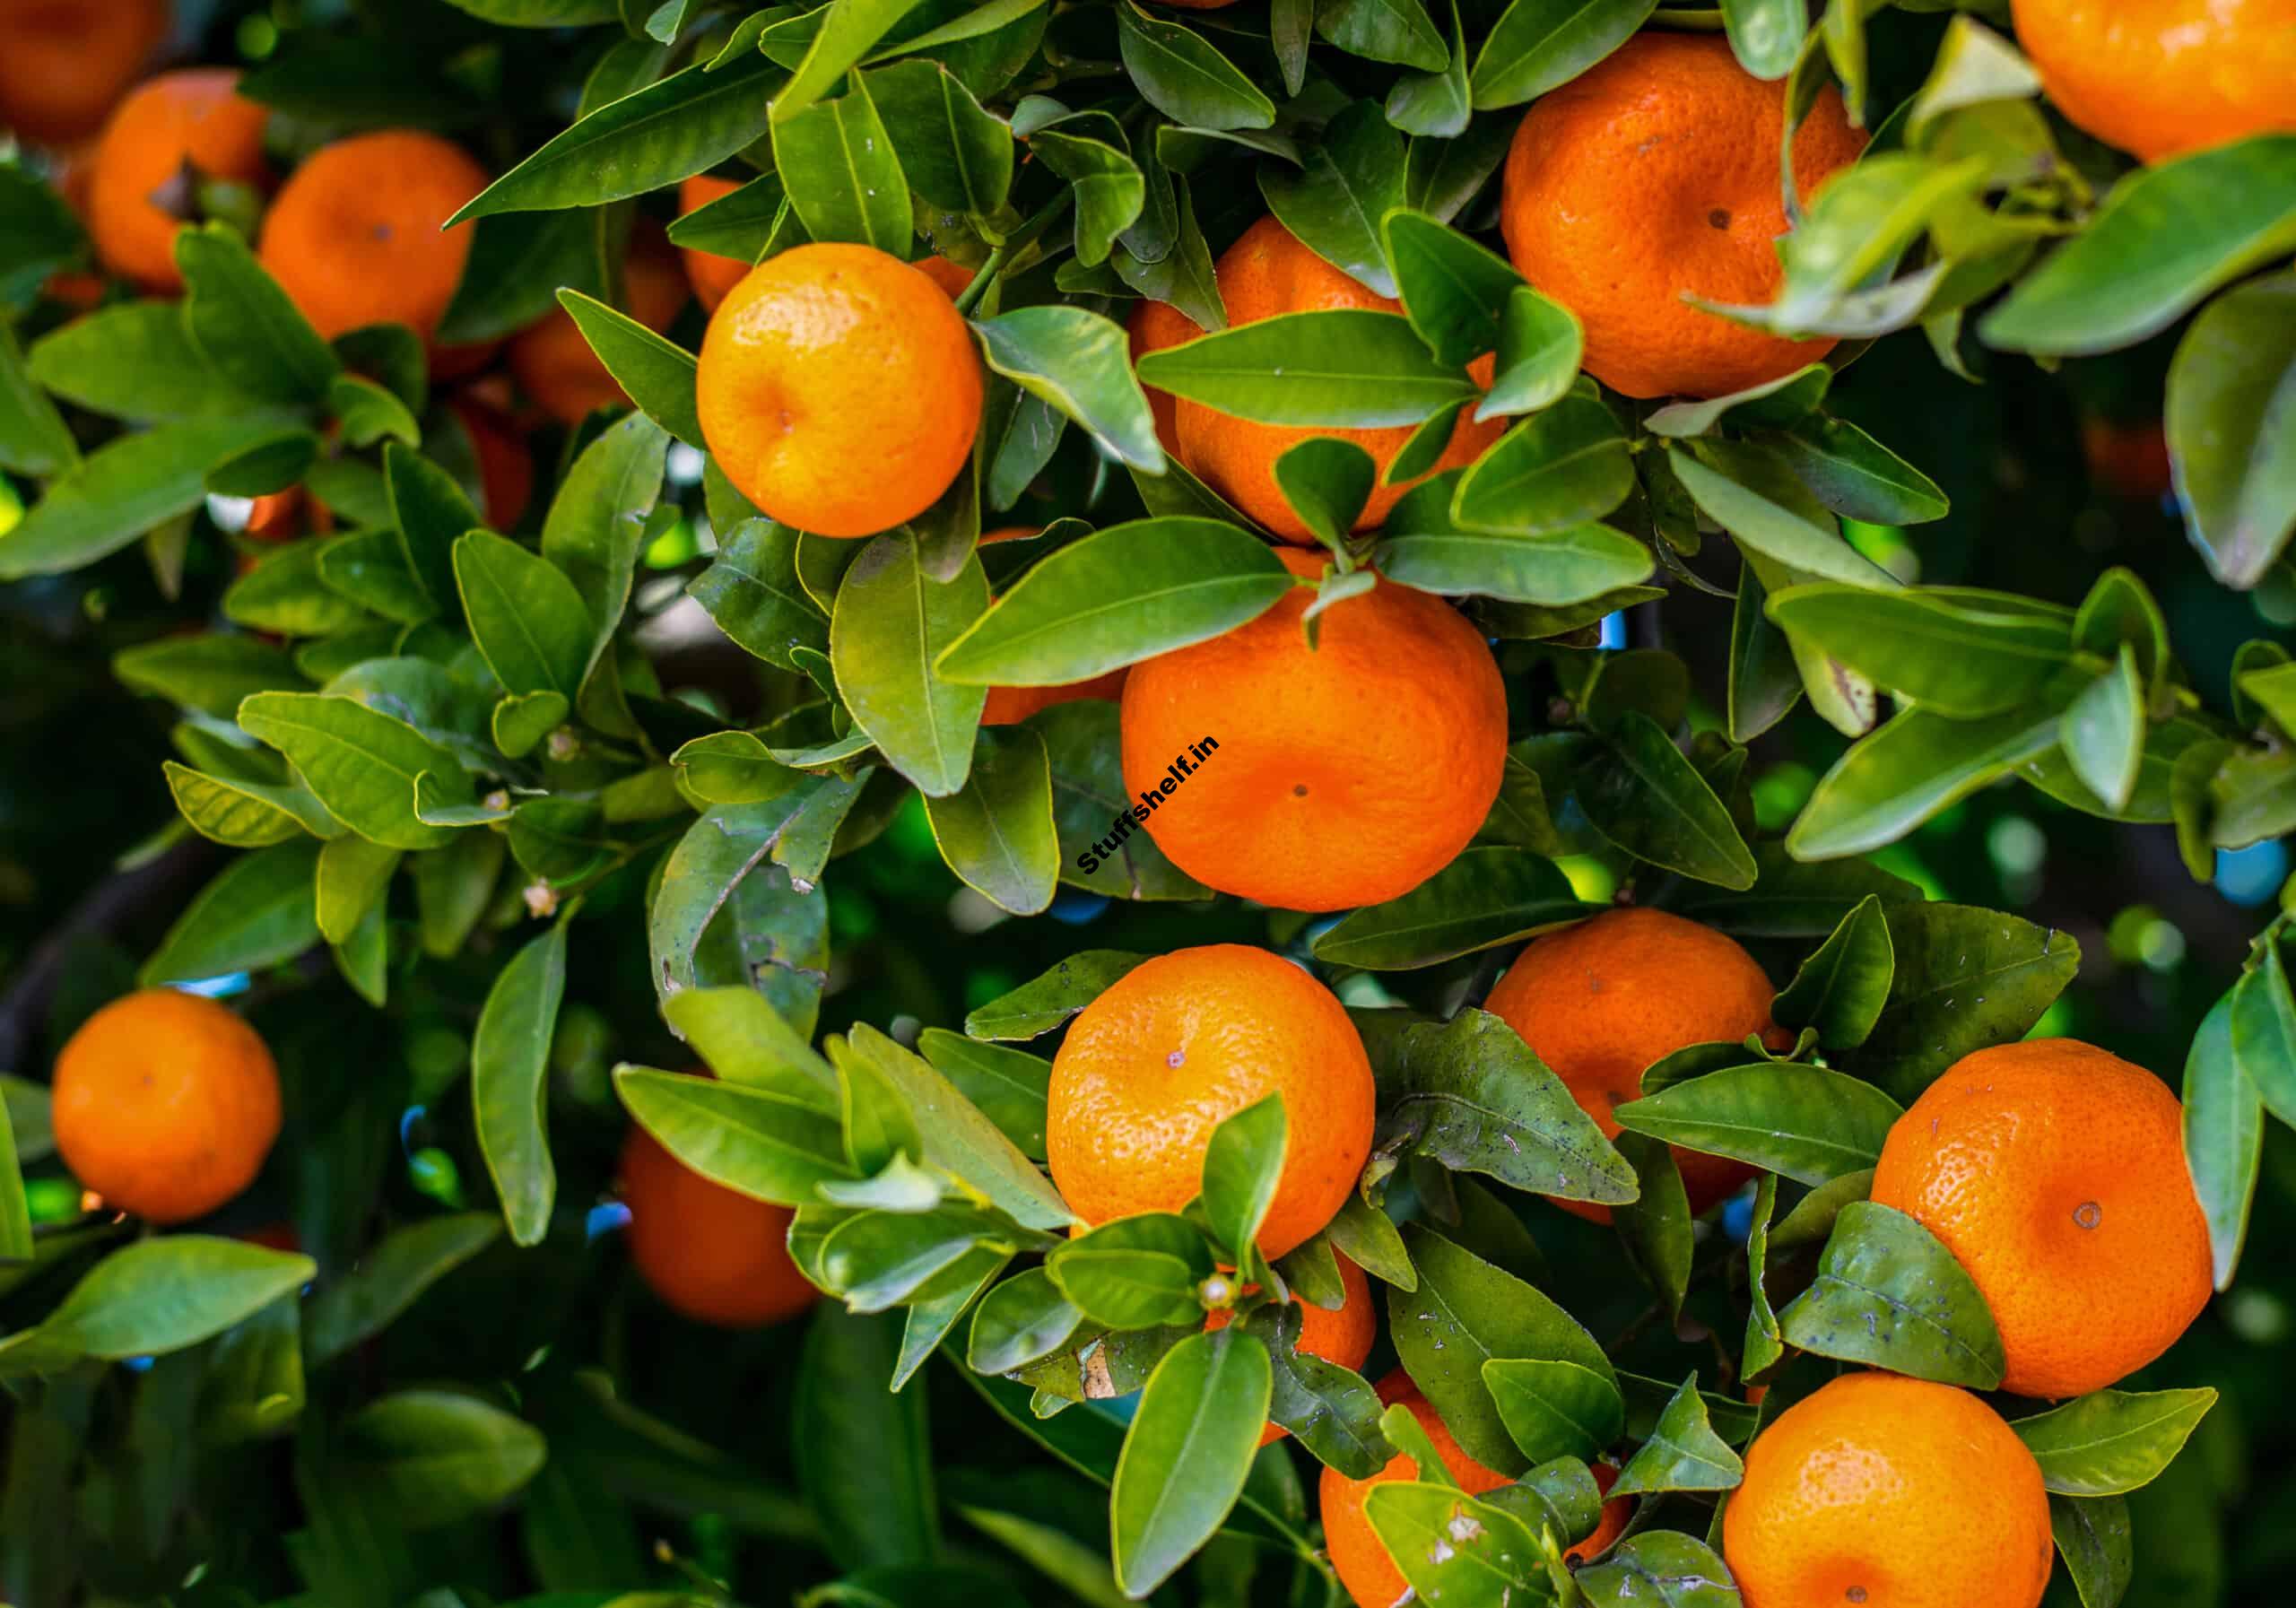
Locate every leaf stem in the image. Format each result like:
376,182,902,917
955,191,1077,317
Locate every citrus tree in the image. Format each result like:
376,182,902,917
2,0,2293,1605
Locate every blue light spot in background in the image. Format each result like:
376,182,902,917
1049,890,1110,925
2215,840,2288,908
398,1107,426,1154
587,1202,632,1240
1721,1189,1755,1246
175,973,251,999
1598,612,1627,650
124,1355,154,1372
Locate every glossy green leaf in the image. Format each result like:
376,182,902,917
1389,1224,1613,1475
831,539,987,796
1849,902,2081,1102
1575,712,1757,889
1981,135,2296,357
1575,1532,1744,1608
0,1237,315,1376
1109,1329,1271,1596
1202,1094,1288,1257
1476,284,1584,422
1363,1481,1542,1600
2184,989,2261,1290
557,290,704,446
1613,1062,1903,1184
614,1065,853,1205
1771,892,1894,1047
2013,1388,2218,1498
453,53,783,220
1259,102,1404,298
2062,648,2145,813
0,415,281,579
141,839,324,984
2051,1492,2133,1608
239,691,470,850
775,0,934,125
177,222,341,405
2164,271,2296,588
1778,1200,2005,1388
963,950,1148,1039
1769,414,1951,525
1116,2,1274,131
972,305,1164,470
1612,1372,1744,1498
455,532,595,700
1670,443,1897,590
1137,309,1476,427
1482,1357,1623,1466
473,925,568,1247
1766,583,2072,717
338,1391,546,1529
304,1213,501,1365
773,76,913,254
1311,846,1587,969
1470,0,1656,109
1316,0,1447,70
865,60,1014,215
937,517,1290,684
1452,394,1632,535
1788,697,2071,861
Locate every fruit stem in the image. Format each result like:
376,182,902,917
955,191,1076,317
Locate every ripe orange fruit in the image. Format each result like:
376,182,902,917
1174,217,1504,543
676,173,751,312
509,225,689,425
913,254,973,299
50,987,283,1225
1499,32,1867,400
978,526,1128,725
1118,547,1505,911
1321,1371,1628,1607
1724,1372,2053,1608
1870,1038,2213,1398
1567,1463,1632,1566
1046,943,1374,1259
696,242,983,538
1127,297,1202,453
448,395,535,531
1483,907,1789,1224
2010,0,2296,162
619,1122,820,1328
257,129,488,342
87,69,269,293
0,0,168,147
1205,1251,1376,1447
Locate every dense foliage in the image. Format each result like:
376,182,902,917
3,0,2295,1606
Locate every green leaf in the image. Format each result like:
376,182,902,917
2062,648,2145,814
1743,1171,1785,1379
2050,1492,2133,1608
831,538,988,796
1981,135,2296,357
918,1030,1049,1160
2183,989,2261,1290
1385,0,1471,135
1362,1482,1543,1600
691,517,830,673
1849,902,2081,1102
1770,893,1895,1047
557,290,704,447
964,950,1147,1039
921,726,1058,913
26,302,273,423
1389,1224,1612,1475
1669,444,1897,589
338,1391,546,1530
2013,1388,2217,1498
1476,284,1583,422
776,0,934,125
865,60,1014,216
0,1095,29,1263
1471,0,1657,109
473,926,568,1247
1765,583,2072,718
438,208,601,345
384,443,479,625
1778,1199,2006,1388
1137,309,1475,427
453,53,783,221
841,1024,1072,1230
0,416,281,579
1574,711,1758,890
798,1314,941,1561
1575,1532,1744,1608
1720,0,1805,77
1116,2,1274,132
1311,846,1587,969
2164,270,2296,588
316,834,399,943
0,1238,315,1376
937,517,1290,684
545,411,669,675
1316,0,1446,70
1202,1094,1287,1257
239,692,471,850
1048,1216,1209,1328
615,1065,852,1204
1031,123,1146,267
1613,1062,1903,1184
0,322,78,477
772,76,914,255
1451,393,1632,535
1274,438,1377,547
1788,698,2072,860
1260,102,1404,298
1110,1329,1272,1597
1375,496,1654,605
972,306,1164,471
2231,940,2296,1128
1482,1357,1623,1465
177,222,342,405
1358,1007,1637,1205
163,761,333,847
648,798,831,1028
1612,1372,1744,1498
304,1213,501,1365
141,839,324,984
455,531,596,700
1768,414,1951,525
969,1266,1087,1376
